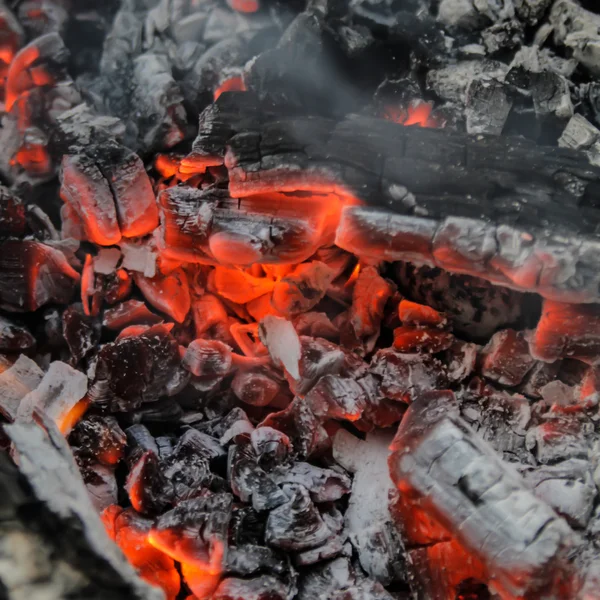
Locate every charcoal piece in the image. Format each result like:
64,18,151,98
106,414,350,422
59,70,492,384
531,300,600,364
465,78,512,135
392,326,454,353
394,263,528,340
293,312,339,341
271,462,350,503
232,369,281,407
437,0,486,30
218,407,255,445
442,340,478,383
230,506,266,547
134,267,191,323
0,354,43,421
333,429,402,584
522,459,596,528
271,261,335,316
125,450,173,515
0,186,26,236
103,299,163,330
250,426,291,468
265,484,332,551
297,557,355,600
559,114,600,151
550,0,600,76
89,324,180,411
519,360,562,399
161,431,225,502
183,338,233,382
514,0,552,24
5,419,163,600
482,20,523,54
228,440,288,511
126,423,159,461
259,398,329,459
150,493,233,562
480,329,535,387
78,460,118,512
110,507,181,600
525,413,591,464
294,530,347,566
226,544,286,577
0,315,35,352
15,360,88,435
466,388,531,459
0,239,79,312
305,374,367,421
370,349,447,403
70,415,127,466
389,392,578,599
212,575,289,600
62,304,99,365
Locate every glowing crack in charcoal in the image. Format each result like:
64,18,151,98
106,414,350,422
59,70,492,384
3,1,600,599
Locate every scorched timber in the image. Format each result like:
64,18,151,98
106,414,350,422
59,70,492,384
181,95,600,303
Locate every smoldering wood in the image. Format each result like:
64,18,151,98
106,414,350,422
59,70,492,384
1,418,163,600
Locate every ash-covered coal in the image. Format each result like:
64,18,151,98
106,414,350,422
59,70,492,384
3,0,600,599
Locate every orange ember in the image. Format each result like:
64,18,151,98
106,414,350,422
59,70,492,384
384,100,444,129
214,76,246,100
57,397,89,435
227,0,259,14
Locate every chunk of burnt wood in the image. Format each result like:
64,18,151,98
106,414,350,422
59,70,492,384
0,239,79,312
265,484,332,551
389,392,578,599
5,419,163,600
225,545,287,577
89,323,180,411
63,304,99,365
0,354,43,421
70,415,126,466
271,462,351,503
212,575,289,600
102,299,163,330
125,450,173,515
465,77,513,135
480,329,536,386
0,186,26,237
0,315,35,352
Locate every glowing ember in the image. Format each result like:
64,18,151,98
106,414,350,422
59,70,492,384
384,100,444,128
214,76,246,100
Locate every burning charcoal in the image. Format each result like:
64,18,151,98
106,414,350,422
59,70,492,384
333,429,402,584
250,426,291,468
480,329,535,386
0,186,26,236
103,300,162,330
442,340,478,383
212,576,288,600
522,459,596,528
518,360,562,399
265,484,332,551
230,506,266,547
398,299,445,327
271,261,336,316
0,239,79,312
232,369,281,407
392,326,454,353
125,450,173,515
149,493,232,575
531,300,600,363
293,312,339,340
218,407,255,445
259,398,330,459
212,267,275,304
394,263,528,340
156,435,175,460
526,413,591,464
112,508,181,600
105,268,133,304
370,349,447,403
161,429,225,502
70,415,127,466
226,544,287,577
297,557,356,600
62,304,99,365
389,392,578,599
465,78,513,135
134,267,190,323
126,423,159,461
271,462,351,503
89,324,180,411
16,360,88,435
305,374,367,421
0,354,43,421
183,338,233,384
228,439,288,511
0,315,35,352
78,459,118,512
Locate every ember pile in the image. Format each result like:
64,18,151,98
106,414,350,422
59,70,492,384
4,0,600,599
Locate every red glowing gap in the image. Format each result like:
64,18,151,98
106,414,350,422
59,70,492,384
384,100,444,129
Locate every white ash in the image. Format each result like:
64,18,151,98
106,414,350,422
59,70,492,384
0,356,44,421
94,248,122,275
120,240,157,278
259,316,302,381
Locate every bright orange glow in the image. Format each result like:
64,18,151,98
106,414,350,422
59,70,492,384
345,263,361,287
81,254,94,316
214,76,246,100
5,43,39,112
134,268,191,323
155,154,182,179
57,397,89,435
393,326,454,353
399,300,445,327
228,0,259,13
211,267,275,304
11,144,51,174
384,100,444,129
148,532,224,600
